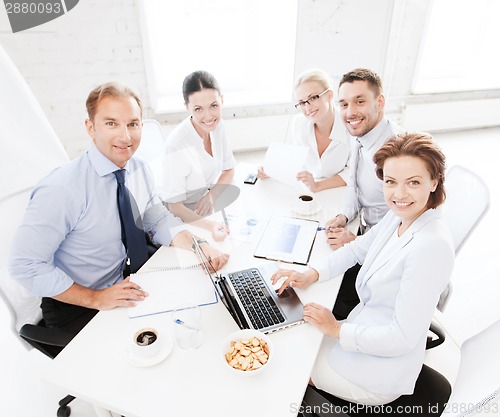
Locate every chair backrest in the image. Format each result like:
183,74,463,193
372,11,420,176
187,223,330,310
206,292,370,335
0,44,69,339
134,118,167,189
135,119,167,162
437,165,490,312
447,320,500,415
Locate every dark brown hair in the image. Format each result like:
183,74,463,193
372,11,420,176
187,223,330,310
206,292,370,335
373,132,446,209
339,68,383,97
86,82,142,122
182,70,221,105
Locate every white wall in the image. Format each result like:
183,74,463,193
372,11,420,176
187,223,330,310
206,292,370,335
0,0,148,157
0,0,499,158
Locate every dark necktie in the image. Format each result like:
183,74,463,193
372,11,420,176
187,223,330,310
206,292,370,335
114,169,149,274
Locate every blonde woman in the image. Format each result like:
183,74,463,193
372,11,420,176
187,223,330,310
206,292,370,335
258,69,350,192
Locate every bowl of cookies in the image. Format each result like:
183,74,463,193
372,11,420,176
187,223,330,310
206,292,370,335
221,329,273,375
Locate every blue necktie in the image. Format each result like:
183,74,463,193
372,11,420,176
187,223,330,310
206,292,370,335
114,169,149,274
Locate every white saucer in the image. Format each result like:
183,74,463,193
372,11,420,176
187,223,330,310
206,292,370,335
292,200,321,216
125,335,173,367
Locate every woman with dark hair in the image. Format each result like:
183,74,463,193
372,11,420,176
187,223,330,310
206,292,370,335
161,70,235,241
272,132,454,405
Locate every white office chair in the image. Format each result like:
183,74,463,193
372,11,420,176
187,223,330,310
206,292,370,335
423,164,490,351
0,44,79,417
437,165,491,312
442,319,500,416
135,118,167,161
0,43,69,334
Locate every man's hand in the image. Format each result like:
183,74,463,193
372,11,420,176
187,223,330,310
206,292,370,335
54,278,148,311
325,214,348,230
93,276,148,310
198,243,229,272
326,227,356,250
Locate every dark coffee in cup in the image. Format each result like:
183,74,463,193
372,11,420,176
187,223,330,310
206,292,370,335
298,195,313,202
136,330,157,346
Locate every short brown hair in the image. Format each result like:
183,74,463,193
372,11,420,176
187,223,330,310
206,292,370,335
373,132,446,209
339,68,383,97
86,82,142,121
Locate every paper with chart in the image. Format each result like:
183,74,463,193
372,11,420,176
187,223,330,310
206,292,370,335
263,141,309,190
128,268,217,318
254,215,319,265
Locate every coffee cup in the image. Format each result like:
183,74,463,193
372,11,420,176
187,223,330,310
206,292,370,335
131,327,161,358
295,194,320,215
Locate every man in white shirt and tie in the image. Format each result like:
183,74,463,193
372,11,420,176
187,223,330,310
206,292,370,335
324,68,404,319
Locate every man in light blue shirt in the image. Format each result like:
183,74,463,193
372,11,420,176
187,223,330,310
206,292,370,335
324,69,403,320
9,82,228,336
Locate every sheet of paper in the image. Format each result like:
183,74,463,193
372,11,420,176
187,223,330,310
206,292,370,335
263,141,309,190
128,268,217,318
225,212,263,243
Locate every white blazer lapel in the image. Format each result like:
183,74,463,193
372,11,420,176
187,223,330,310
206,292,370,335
357,209,440,288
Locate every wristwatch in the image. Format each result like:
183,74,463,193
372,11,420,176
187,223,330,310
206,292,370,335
191,238,208,253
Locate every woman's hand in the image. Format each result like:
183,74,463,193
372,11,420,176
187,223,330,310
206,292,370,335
303,302,341,338
194,192,214,217
197,243,229,272
257,166,269,180
296,170,318,192
271,268,319,295
211,222,229,242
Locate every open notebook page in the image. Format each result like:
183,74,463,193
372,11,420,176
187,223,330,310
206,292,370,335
128,268,217,318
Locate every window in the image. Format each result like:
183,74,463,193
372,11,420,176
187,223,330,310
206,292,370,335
139,0,298,114
413,0,500,93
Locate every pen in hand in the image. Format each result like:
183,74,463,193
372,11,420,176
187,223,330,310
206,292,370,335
316,226,333,231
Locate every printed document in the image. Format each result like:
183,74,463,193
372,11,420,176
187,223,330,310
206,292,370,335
263,142,309,190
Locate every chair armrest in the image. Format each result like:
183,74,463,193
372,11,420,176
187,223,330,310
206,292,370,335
19,323,74,358
426,321,446,350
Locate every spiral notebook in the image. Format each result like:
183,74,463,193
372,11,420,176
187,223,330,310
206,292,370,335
128,267,217,318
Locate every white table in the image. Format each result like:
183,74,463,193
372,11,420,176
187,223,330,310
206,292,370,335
41,163,355,417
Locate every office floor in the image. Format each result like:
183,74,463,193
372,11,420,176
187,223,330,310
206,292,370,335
1,127,498,417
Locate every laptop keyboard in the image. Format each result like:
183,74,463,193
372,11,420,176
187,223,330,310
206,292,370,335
228,268,285,329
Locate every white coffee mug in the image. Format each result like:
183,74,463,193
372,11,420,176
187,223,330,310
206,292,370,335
296,194,320,214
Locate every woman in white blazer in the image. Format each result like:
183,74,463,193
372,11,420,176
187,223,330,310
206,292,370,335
272,132,455,405
258,69,350,191
161,71,236,241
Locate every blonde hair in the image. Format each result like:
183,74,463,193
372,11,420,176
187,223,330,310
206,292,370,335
294,69,333,92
